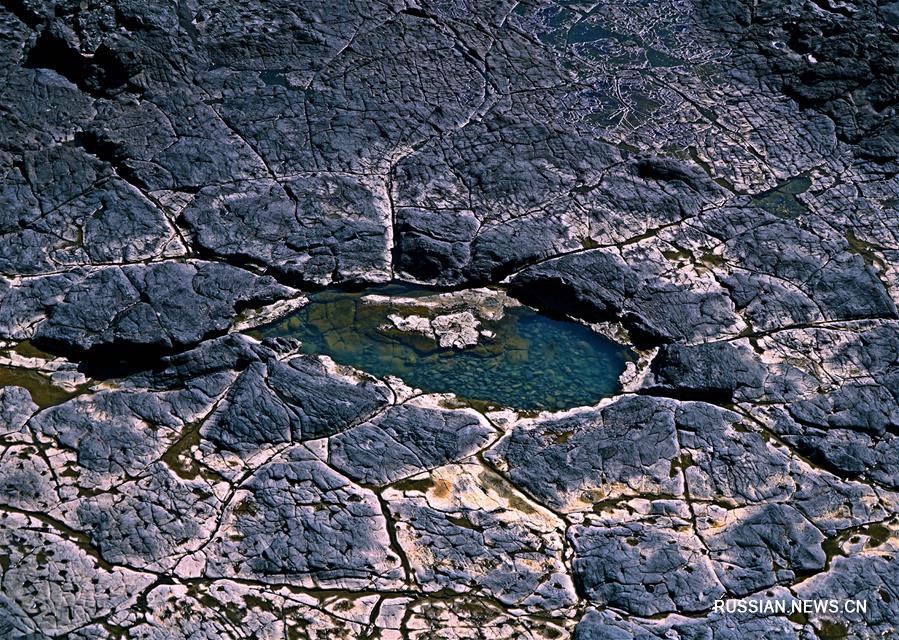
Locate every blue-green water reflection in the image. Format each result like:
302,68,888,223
255,285,632,411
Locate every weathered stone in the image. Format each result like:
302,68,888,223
1,0,897,634
0,511,154,637
698,503,826,596
643,340,766,402
569,505,725,616
182,446,404,590
509,249,742,345
182,175,392,286
202,354,392,453
329,402,495,486
485,395,682,512
384,463,576,611
31,261,294,357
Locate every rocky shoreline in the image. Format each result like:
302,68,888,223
0,1,897,638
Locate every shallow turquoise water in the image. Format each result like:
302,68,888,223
256,285,632,411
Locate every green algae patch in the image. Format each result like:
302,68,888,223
255,284,632,412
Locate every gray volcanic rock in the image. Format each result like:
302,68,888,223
1,0,898,636
778,323,899,435
643,340,766,402
0,443,58,514
574,604,801,640
29,261,294,357
672,402,794,506
394,206,480,284
485,395,683,512
0,512,154,637
75,463,220,571
329,403,496,486
0,271,85,341
202,354,392,452
699,0,899,161
745,321,899,487
794,544,899,640
0,386,38,434
181,175,392,285
700,503,826,595
128,333,273,389
701,207,897,322
185,446,405,590
0,67,95,154
383,462,577,611
28,375,219,483
568,504,726,616
393,113,623,284
569,498,834,618
0,145,182,275
509,249,742,345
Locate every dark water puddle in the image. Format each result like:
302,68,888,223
525,3,688,68
259,68,290,87
0,366,77,408
752,176,811,219
253,285,633,412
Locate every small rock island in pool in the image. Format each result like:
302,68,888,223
254,284,633,411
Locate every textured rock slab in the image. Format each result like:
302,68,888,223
329,401,496,486
642,340,766,402
509,248,743,345
28,261,294,357
485,395,683,512
126,581,381,639
574,602,801,640
28,370,227,488
1,0,898,635
180,446,404,590
0,385,38,434
569,501,725,616
384,462,577,611
201,353,392,454
701,207,897,323
74,464,221,572
0,145,183,275
0,511,154,637
793,538,899,640
182,175,392,286
698,503,826,596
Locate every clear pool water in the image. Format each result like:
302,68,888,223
255,285,632,411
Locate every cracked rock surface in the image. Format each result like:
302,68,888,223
0,0,897,638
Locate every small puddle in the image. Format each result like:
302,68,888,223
0,366,77,408
752,175,811,219
253,285,633,412
259,68,290,87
